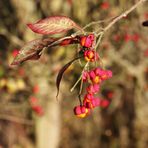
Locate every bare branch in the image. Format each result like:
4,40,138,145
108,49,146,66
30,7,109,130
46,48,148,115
104,0,147,32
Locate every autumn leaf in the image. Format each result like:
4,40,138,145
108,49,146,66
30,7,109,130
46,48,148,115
27,16,82,35
56,57,82,99
10,36,81,65
10,38,55,65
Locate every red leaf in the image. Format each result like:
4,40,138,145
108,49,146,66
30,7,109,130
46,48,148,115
56,57,82,98
27,16,82,35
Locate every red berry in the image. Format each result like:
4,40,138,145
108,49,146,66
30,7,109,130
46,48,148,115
113,34,121,42
100,99,110,108
144,48,148,57
84,50,96,62
32,105,44,116
92,76,101,84
82,71,89,82
100,2,110,10
107,91,114,99
93,98,101,107
84,93,94,100
80,34,95,48
87,84,100,94
74,105,89,118
89,70,96,79
29,96,38,106
131,33,140,43
74,106,81,115
94,68,102,75
124,34,132,42
12,49,19,57
33,85,40,94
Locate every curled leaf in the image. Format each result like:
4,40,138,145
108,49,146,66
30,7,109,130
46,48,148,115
11,38,55,65
10,35,81,65
27,16,82,35
56,57,82,98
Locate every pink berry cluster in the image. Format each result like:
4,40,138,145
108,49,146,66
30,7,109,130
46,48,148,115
73,33,113,118
74,67,112,118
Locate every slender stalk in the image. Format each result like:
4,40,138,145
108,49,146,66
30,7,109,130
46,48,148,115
78,76,83,96
78,94,82,106
82,16,116,30
70,75,82,92
70,62,89,92
95,32,104,48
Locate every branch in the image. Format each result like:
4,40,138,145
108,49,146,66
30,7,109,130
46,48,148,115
104,0,147,32
81,0,147,34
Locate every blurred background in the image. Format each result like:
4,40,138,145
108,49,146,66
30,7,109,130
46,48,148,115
0,0,148,148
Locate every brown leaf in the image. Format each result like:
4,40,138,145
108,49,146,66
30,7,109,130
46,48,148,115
10,35,81,65
56,57,82,99
11,38,55,65
27,16,82,35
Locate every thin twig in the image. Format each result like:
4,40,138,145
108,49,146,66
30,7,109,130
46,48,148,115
70,62,89,92
104,0,147,32
70,75,82,92
95,32,104,48
82,16,116,30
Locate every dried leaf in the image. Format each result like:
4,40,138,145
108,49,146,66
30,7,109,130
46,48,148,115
11,35,81,65
56,57,81,98
27,16,82,35
11,38,55,65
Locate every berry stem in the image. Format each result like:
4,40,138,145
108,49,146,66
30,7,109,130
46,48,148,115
70,62,89,92
79,77,83,97
78,94,83,106
95,32,104,48
70,75,82,92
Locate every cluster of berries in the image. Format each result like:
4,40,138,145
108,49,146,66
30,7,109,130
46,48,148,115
73,33,113,118
74,68,112,118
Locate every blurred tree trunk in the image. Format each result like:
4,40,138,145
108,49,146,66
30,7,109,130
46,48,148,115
26,62,61,148
11,0,61,148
